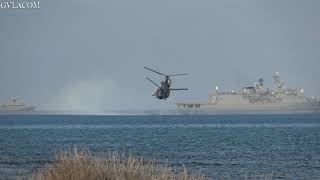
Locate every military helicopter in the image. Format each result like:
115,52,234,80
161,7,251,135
144,67,188,100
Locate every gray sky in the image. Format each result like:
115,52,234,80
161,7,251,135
1,0,320,112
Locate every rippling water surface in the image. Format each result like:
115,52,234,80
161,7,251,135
0,114,320,179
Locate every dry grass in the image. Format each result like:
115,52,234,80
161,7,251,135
29,148,206,180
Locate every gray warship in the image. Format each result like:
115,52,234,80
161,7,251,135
0,97,35,112
176,72,320,113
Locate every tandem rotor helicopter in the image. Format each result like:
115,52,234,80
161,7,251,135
144,67,188,100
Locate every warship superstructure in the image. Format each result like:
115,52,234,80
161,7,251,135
176,72,320,113
0,97,35,112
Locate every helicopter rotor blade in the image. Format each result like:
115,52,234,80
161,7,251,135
167,73,188,77
170,88,189,90
146,77,160,88
144,67,165,76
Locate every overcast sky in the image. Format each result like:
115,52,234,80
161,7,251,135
1,0,320,112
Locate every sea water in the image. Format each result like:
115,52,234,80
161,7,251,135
0,114,320,179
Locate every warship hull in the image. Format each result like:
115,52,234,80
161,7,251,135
177,102,320,114
0,106,35,112
176,72,320,114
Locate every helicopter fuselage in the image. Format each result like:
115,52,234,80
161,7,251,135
154,77,171,100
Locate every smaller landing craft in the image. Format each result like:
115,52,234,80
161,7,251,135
144,67,188,100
